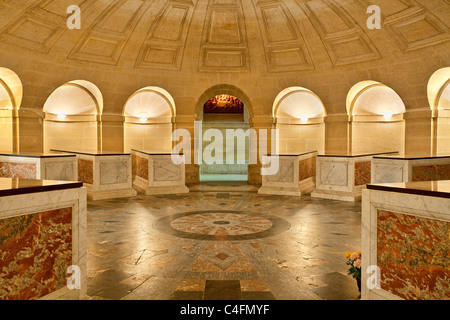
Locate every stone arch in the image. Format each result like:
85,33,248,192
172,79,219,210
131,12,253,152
346,81,406,154
428,67,450,154
43,80,103,152
347,81,405,118
273,86,327,122
428,67,450,111
123,86,176,122
122,86,176,152
194,84,254,182
272,87,327,154
0,67,22,152
0,67,22,110
194,84,254,120
44,80,103,117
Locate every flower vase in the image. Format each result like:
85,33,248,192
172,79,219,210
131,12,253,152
356,278,361,293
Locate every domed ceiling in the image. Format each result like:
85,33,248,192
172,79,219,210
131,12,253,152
0,0,449,116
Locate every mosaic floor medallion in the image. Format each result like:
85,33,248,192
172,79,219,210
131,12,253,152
171,212,273,236
154,210,290,241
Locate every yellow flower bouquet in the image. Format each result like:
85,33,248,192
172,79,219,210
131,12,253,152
346,250,362,281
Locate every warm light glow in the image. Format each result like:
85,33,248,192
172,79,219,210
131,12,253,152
383,111,393,119
124,87,175,120
57,113,67,119
44,80,103,116
428,67,450,110
273,87,326,120
347,81,405,116
0,68,23,110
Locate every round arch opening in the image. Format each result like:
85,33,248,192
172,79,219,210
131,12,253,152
273,87,327,154
347,81,405,118
43,80,103,152
195,85,253,182
0,67,22,152
428,67,450,111
428,67,450,154
44,80,103,118
346,81,406,154
0,67,22,111
123,86,176,153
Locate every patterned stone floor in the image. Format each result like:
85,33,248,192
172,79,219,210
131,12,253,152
86,182,362,300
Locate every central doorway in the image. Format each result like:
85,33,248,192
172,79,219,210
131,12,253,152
199,94,250,182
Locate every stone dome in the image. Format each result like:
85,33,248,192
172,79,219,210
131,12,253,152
0,0,449,117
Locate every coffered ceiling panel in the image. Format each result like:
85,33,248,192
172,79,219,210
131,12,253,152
0,0,448,71
69,0,152,65
253,0,315,72
199,0,250,72
359,0,450,52
135,0,196,70
298,0,381,66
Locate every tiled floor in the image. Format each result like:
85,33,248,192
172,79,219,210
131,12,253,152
86,182,362,300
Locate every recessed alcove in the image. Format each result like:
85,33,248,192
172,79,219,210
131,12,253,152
199,94,250,182
0,68,22,152
43,80,103,152
428,67,450,154
123,87,175,153
273,87,326,154
347,81,406,154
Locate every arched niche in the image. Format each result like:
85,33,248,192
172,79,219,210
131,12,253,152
43,80,103,152
193,85,254,182
346,81,405,154
123,87,175,153
194,84,254,121
347,81,405,118
0,67,22,110
273,87,327,154
428,67,450,153
428,67,450,111
0,68,22,152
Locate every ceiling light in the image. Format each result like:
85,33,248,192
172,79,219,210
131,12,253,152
300,115,309,122
383,112,393,119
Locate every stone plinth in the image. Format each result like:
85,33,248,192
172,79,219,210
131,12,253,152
371,154,450,184
52,149,137,201
258,151,317,196
0,178,87,300
0,152,77,181
311,152,397,202
131,149,189,195
362,181,450,300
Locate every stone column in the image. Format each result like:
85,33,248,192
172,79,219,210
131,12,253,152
434,109,450,154
18,108,44,153
0,109,16,152
175,115,199,184
248,115,274,186
324,114,350,154
404,109,433,154
100,114,124,153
